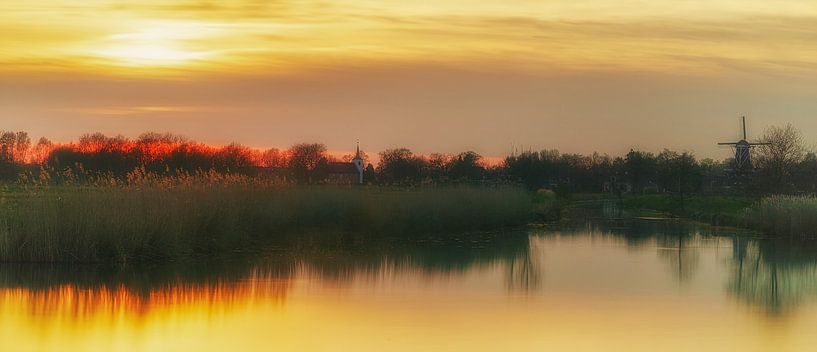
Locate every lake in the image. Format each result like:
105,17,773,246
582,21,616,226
2,216,817,351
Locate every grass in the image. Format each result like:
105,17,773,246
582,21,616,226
0,180,533,263
744,195,817,238
621,194,755,225
530,189,564,221
619,193,817,238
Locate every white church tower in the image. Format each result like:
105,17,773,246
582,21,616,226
352,141,364,184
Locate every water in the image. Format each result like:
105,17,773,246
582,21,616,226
2,218,817,351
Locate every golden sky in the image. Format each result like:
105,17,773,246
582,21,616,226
2,0,817,157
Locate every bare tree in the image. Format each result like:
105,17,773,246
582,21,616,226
755,124,807,191
377,148,426,184
287,143,328,183
341,150,370,163
426,153,451,181
261,148,288,168
15,131,31,163
31,137,53,164
448,151,486,181
78,132,110,153
0,131,16,162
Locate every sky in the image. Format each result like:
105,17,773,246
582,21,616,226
1,0,816,159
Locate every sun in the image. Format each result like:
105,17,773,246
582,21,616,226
93,21,217,67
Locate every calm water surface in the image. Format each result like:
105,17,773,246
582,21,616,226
2,218,817,351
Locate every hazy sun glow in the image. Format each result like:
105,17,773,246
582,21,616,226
96,44,207,66
92,22,219,67
4,0,817,76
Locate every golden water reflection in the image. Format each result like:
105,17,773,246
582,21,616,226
3,221,817,351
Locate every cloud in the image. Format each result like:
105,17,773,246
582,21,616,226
0,1,817,76
4,0,817,78
2,0,817,158
56,105,231,117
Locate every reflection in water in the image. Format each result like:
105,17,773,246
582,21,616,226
543,215,817,313
0,232,534,319
3,219,817,351
0,263,294,323
657,235,701,283
729,238,817,313
505,239,543,291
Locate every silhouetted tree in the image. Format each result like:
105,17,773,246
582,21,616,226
588,153,616,193
793,153,817,194
377,148,426,184
426,153,452,183
676,152,700,194
136,132,187,164
557,153,591,192
624,150,657,194
448,151,485,182
341,150,370,164
216,143,255,171
12,126,817,194
656,149,681,192
31,137,53,165
503,150,559,190
655,151,701,208
0,131,16,162
755,124,807,193
164,143,217,173
261,148,287,168
287,143,328,184
14,131,30,163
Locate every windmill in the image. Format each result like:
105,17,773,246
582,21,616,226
718,116,769,173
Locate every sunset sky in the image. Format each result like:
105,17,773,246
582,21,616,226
1,0,816,158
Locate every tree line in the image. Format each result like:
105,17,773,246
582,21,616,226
0,124,814,194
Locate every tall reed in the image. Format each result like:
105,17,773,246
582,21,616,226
744,195,817,238
0,178,532,263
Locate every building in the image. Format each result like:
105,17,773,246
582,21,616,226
325,143,367,184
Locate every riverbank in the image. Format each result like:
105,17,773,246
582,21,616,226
554,193,755,225
620,194,755,225
744,195,817,238
568,193,817,239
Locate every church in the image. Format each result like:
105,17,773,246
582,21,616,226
325,143,371,184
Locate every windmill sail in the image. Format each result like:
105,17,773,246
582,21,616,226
717,116,768,172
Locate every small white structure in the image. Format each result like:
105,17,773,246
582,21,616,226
352,143,365,184
326,142,367,184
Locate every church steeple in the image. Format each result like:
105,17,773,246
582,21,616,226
352,140,364,184
354,140,361,160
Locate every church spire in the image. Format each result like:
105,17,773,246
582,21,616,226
352,140,364,184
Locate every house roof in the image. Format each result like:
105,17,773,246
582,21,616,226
326,162,359,174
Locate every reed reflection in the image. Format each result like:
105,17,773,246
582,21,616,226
728,238,817,314
0,231,534,321
3,220,817,328
0,261,295,321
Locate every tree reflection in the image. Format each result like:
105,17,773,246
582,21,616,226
4,219,817,319
656,233,701,284
505,237,542,291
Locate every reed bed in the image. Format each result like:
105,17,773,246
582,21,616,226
744,195,817,238
0,174,532,263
